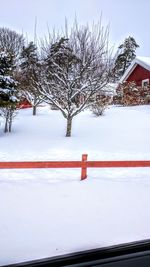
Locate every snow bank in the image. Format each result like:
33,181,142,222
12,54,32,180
0,105,150,265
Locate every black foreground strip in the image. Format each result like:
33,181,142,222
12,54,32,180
3,239,150,267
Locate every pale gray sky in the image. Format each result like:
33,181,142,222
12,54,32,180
0,0,150,55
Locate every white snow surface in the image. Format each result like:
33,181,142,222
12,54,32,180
136,56,150,67
0,105,150,265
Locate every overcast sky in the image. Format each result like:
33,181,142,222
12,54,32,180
0,0,150,56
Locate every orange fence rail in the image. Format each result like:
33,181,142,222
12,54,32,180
0,154,150,180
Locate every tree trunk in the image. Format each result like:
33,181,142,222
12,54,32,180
33,105,37,116
9,116,13,132
66,116,72,137
4,116,8,133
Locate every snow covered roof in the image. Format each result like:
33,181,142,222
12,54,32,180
120,56,150,83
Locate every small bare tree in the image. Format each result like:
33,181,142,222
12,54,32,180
39,20,112,136
0,105,18,133
20,89,42,115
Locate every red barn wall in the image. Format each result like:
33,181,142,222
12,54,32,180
19,99,32,109
126,64,150,86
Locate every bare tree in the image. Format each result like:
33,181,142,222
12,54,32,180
20,89,42,115
0,105,18,133
0,27,24,67
39,20,112,136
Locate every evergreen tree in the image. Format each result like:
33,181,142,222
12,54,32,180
46,37,80,79
0,51,19,132
45,37,81,109
47,37,78,65
20,41,38,70
20,42,42,115
114,36,139,81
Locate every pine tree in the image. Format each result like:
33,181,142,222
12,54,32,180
45,37,81,110
46,37,80,78
20,42,42,115
0,51,19,133
20,42,38,70
114,36,139,81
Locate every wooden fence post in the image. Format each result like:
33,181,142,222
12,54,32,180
81,154,88,180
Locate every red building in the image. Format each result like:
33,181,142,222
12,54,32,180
120,57,150,87
18,99,32,109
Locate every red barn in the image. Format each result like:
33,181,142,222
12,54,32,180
18,99,32,109
120,57,150,87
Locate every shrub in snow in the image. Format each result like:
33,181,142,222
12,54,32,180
90,103,107,116
90,95,109,116
115,82,150,106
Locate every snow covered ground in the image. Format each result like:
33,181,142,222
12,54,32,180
0,105,150,265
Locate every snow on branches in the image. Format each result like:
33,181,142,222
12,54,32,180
39,22,112,136
0,50,19,132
